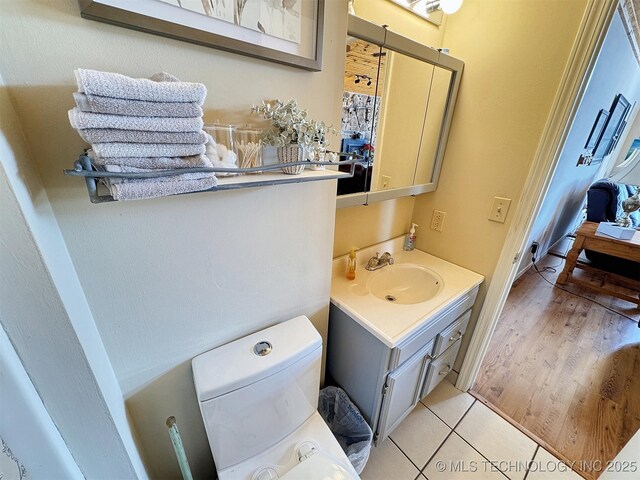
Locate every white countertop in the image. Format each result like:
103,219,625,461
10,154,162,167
331,237,484,348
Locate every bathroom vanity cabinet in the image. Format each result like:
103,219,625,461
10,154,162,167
327,286,478,445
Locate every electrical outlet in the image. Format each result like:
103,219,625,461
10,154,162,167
381,175,391,189
489,196,512,223
431,210,445,231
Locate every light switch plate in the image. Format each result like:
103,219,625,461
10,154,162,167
489,197,511,223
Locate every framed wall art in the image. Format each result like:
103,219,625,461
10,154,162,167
79,0,325,71
584,108,609,151
591,93,630,164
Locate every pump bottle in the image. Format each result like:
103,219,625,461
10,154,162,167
403,223,418,251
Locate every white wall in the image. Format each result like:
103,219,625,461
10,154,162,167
521,11,640,271
0,75,146,478
0,0,347,478
0,328,83,479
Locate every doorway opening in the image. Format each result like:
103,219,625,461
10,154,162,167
463,2,640,478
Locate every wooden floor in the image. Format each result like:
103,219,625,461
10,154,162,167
472,255,640,480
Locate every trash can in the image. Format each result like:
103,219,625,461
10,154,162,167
318,386,373,474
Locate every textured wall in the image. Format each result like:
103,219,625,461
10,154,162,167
0,75,145,478
0,0,347,477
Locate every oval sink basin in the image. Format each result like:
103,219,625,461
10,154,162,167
367,264,443,305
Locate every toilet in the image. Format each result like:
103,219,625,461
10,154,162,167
192,315,361,480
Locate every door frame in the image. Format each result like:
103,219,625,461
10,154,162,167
456,0,618,392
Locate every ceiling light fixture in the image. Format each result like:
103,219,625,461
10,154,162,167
354,74,373,86
434,0,463,14
390,0,464,25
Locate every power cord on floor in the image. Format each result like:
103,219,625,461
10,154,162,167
530,254,639,325
533,234,576,273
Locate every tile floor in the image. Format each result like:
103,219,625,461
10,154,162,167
360,379,583,480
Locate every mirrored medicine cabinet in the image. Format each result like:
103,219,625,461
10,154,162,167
336,15,464,208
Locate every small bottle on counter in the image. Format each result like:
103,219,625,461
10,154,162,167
403,223,419,251
346,248,357,280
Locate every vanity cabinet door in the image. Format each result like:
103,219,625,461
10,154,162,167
376,344,432,442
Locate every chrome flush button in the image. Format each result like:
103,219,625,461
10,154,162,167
253,341,272,356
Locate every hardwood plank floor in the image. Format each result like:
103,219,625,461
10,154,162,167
472,255,640,480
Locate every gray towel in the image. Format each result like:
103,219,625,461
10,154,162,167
110,175,217,201
102,164,215,185
149,72,181,82
74,92,203,118
77,129,208,144
88,151,212,169
75,69,207,104
69,108,203,132
92,142,205,158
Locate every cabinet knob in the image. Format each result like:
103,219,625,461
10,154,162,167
439,364,452,376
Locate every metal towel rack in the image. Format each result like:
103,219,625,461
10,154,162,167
64,153,358,203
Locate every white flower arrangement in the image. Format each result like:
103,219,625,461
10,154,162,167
252,99,336,151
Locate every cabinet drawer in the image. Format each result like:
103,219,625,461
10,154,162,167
432,310,471,358
420,339,462,399
389,288,477,370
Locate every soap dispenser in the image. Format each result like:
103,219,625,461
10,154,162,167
403,223,418,251
346,248,357,280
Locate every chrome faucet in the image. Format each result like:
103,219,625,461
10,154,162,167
365,252,395,271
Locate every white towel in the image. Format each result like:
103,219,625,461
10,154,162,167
109,175,217,201
74,92,203,118
77,129,208,144
75,69,207,104
69,108,203,132
92,142,205,158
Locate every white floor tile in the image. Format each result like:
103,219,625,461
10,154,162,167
454,402,536,480
389,402,451,469
421,379,475,428
423,432,507,479
526,448,583,480
360,437,420,480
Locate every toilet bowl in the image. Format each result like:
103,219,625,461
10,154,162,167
192,316,361,480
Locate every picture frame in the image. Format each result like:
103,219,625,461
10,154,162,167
78,0,324,71
609,119,627,152
591,93,631,164
584,108,609,151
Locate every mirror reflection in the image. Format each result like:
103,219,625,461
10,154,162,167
336,16,463,207
414,67,453,186
337,38,385,196
370,48,436,192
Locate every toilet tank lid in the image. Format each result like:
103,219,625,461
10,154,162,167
192,315,322,402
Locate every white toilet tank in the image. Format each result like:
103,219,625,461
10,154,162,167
192,315,322,471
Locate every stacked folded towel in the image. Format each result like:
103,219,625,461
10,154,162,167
68,68,216,201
